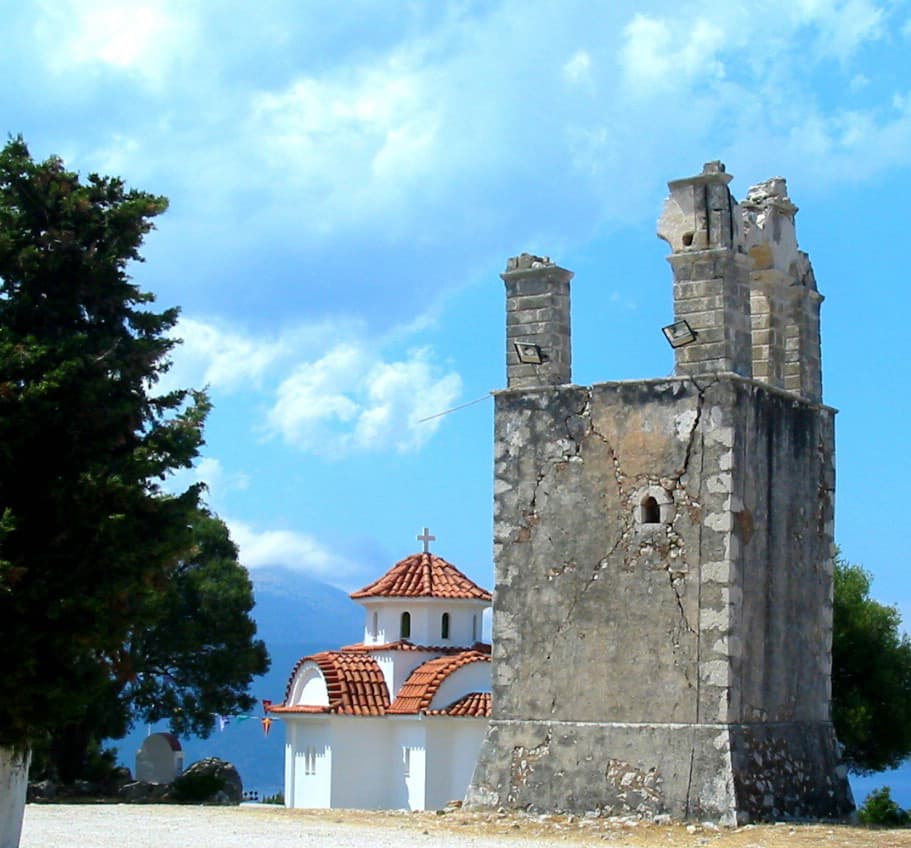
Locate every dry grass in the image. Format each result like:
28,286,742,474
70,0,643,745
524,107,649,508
260,806,911,848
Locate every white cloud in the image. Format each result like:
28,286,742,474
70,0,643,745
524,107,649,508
35,0,195,86
619,14,726,96
803,0,884,62
157,314,461,458
229,519,362,583
18,0,911,317
165,316,290,393
267,344,462,457
563,50,593,85
776,93,911,181
159,315,370,396
247,55,440,229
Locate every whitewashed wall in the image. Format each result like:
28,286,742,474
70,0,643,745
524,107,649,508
330,717,395,809
359,599,488,648
285,719,332,808
425,719,488,810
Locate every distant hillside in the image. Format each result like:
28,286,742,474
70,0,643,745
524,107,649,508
112,567,364,798
251,565,364,647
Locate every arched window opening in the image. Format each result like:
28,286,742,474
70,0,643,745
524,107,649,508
400,611,411,639
441,612,450,640
372,611,379,638
472,614,478,642
641,495,661,524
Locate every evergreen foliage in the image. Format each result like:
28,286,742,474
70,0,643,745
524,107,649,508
0,139,266,778
832,555,911,774
36,509,270,782
857,787,910,827
0,136,207,748
117,509,269,738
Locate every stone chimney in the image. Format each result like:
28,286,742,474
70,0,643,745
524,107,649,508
741,178,823,403
502,253,573,389
657,161,752,379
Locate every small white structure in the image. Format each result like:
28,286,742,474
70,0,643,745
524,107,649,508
135,732,184,784
268,531,492,810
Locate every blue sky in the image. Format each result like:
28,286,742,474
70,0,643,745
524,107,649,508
4,0,911,621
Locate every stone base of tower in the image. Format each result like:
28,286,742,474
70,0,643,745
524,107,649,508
465,720,853,823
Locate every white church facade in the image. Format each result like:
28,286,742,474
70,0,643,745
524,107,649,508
267,531,492,810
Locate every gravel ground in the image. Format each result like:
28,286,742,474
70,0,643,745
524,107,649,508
19,804,911,848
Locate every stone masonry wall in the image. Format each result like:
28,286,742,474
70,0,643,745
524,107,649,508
467,374,849,821
468,163,849,822
729,380,835,723
502,255,573,389
491,380,701,725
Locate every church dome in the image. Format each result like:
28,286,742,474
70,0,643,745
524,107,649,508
350,552,491,601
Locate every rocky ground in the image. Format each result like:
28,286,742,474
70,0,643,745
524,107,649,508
19,805,911,848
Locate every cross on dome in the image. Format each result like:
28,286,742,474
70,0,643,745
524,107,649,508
417,527,436,553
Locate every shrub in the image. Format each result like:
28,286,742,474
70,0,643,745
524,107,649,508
858,787,910,827
170,771,225,804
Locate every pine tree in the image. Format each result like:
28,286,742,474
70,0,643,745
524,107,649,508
833,555,911,773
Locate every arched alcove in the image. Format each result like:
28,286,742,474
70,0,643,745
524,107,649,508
641,495,661,524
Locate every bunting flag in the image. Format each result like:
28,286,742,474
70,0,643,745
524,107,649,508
216,714,230,732
261,717,273,737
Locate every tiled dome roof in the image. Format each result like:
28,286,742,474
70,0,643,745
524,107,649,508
273,651,390,716
428,691,492,718
350,552,491,601
270,646,492,718
387,650,490,714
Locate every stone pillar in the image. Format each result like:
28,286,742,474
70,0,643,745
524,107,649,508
657,162,752,379
786,265,823,403
741,178,823,403
502,253,573,389
0,746,30,848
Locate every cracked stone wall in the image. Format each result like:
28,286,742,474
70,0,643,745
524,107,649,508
467,374,850,821
491,379,703,726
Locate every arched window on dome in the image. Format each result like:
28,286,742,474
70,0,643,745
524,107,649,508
441,612,450,640
400,611,411,639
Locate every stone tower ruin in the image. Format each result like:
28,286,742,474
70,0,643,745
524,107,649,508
466,162,852,823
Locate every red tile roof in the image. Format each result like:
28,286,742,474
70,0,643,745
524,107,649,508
428,691,492,718
273,651,390,717
388,650,491,714
350,552,492,601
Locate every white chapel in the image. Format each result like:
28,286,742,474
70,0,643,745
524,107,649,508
267,529,492,810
